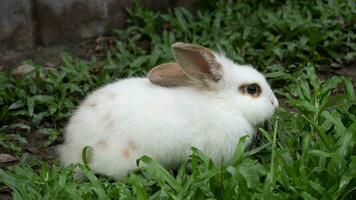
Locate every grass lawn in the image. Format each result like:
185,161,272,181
0,0,355,199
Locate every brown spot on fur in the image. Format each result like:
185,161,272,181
121,140,138,159
86,101,97,107
122,148,131,159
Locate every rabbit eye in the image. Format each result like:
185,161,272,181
247,84,258,94
239,83,261,97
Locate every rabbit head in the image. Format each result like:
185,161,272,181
149,42,279,126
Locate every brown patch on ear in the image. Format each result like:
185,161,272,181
171,42,223,84
148,63,193,87
122,148,131,159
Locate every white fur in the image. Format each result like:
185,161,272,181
58,52,278,179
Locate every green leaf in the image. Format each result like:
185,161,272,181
130,173,149,200
308,150,338,159
344,78,355,98
79,165,109,200
27,97,35,117
138,155,181,192
49,101,57,115
300,191,318,200
81,146,93,169
320,76,343,96
8,100,24,110
232,136,248,166
245,143,270,157
65,187,84,200
289,99,318,113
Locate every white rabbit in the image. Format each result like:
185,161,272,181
57,42,279,179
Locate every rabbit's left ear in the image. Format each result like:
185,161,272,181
148,63,193,87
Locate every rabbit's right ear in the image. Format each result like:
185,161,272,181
171,43,223,85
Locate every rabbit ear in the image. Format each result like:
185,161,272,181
148,43,223,88
148,63,193,87
171,42,223,84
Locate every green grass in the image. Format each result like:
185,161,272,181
0,0,355,199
